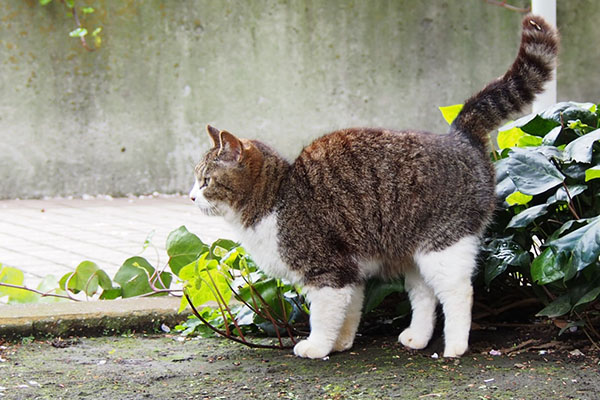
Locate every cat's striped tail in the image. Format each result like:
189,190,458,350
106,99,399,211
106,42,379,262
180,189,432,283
450,15,559,147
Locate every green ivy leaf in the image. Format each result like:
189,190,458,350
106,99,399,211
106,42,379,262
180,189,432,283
99,287,122,300
363,278,404,314
58,261,111,296
82,7,95,14
541,102,598,128
236,278,294,325
439,104,463,125
114,257,171,298
210,239,239,260
541,126,563,146
585,165,600,182
182,267,232,312
0,265,37,303
496,123,545,148
92,27,103,48
39,0,53,5
505,191,532,206
497,126,526,149
483,237,529,286
500,113,559,137
573,286,600,308
536,295,572,318
546,184,587,204
563,128,600,163
531,248,566,285
519,114,560,136
505,148,564,195
546,219,587,242
517,134,543,147
166,226,209,276
568,119,594,135
547,216,600,274
35,275,67,303
495,158,517,201
507,204,548,229
69,27,88,38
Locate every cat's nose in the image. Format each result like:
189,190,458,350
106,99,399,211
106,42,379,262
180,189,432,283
190,195,196,202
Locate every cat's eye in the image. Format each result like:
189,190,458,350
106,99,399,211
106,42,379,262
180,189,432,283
202,177,211,187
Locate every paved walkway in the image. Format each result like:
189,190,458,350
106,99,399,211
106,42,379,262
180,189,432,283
0,195,236,288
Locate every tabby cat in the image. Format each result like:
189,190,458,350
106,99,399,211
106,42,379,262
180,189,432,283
189,15,558,359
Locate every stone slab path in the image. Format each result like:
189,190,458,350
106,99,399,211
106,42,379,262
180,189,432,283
0,195,236,288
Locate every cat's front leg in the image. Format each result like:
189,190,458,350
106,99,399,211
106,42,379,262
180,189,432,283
293,285,360,359
332,283,365,352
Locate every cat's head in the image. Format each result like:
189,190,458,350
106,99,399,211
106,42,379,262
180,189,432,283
189,125,265,219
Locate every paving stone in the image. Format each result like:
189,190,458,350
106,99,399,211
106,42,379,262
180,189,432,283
0,196,237,290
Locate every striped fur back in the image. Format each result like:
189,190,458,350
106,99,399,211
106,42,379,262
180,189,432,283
451,15,559,146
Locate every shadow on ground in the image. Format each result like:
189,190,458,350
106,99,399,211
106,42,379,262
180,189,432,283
1,330,598,400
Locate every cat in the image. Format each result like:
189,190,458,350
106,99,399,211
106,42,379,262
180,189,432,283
189,15,558,359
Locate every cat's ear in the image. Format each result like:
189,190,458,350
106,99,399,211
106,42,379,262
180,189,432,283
218,130,243,162
206,125,221,148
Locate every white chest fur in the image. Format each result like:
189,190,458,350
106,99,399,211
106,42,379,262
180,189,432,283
232,211,302,285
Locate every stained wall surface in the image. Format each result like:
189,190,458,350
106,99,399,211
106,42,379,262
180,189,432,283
1,0,598,198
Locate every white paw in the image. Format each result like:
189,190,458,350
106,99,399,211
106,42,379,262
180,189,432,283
443,341,468,358
398,327,430,350
293,339,331,359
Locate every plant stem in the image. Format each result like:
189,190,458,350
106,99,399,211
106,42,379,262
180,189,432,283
0,282,80,302
184,292,292,349
483,0,531,13
205,269,248,342
561,182,581,220
196,273,231,336
473,298,542,320
66,1,94,51
62,271,83,301
136,289,182,298
541,285,556,301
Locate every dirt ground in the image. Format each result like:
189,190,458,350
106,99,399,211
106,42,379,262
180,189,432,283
0,325,598,400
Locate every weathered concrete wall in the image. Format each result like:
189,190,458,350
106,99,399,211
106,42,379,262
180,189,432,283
0,0,598,199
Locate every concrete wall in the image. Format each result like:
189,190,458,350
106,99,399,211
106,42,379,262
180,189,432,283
0,0,598,199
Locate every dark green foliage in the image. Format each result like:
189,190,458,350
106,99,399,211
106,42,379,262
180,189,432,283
482,101,600,328
363,278,404,314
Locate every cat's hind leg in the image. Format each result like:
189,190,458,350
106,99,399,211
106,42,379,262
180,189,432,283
294,285,362,359
398,266,438,350
413,235,479,358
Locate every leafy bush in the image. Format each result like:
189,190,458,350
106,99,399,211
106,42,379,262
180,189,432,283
170,228,306,342
478,101,600,333
0,227,308,344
